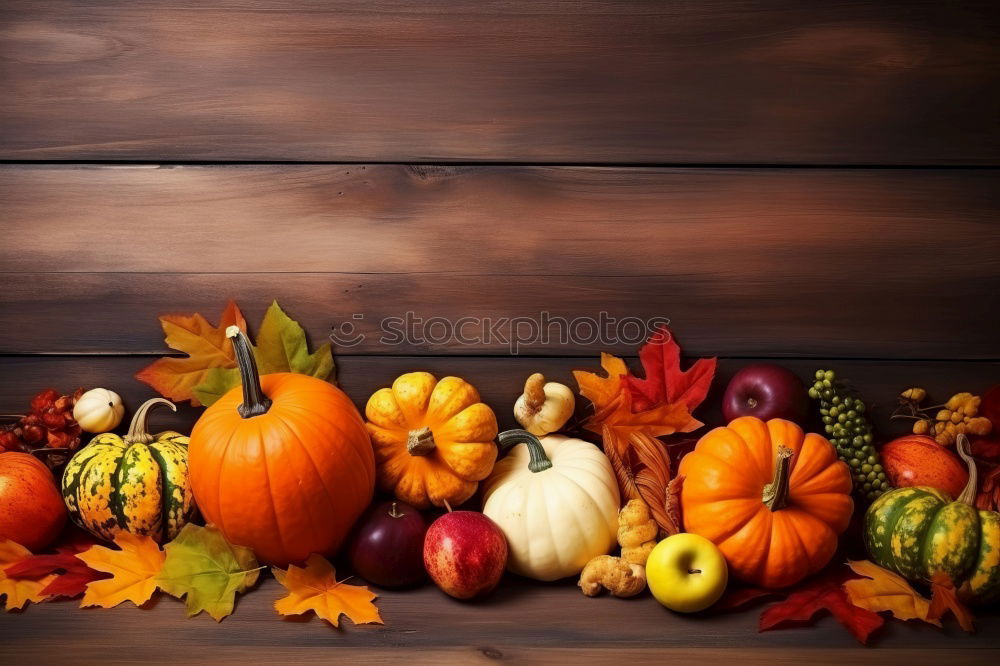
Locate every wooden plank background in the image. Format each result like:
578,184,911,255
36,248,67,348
1,0,999,662
1,165,997,357
1,0,999,163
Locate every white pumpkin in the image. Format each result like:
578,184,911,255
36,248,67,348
73,388,125,433
482,429,620,581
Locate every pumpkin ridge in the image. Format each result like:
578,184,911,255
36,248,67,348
257,417,291,564
108,446,131,533
210,418,241,540
683,450,764,500
560,463,614,575
265,415,334,556
273,406,363,540
558,465,612,570
894,494,947,579
282,401,374,491
687,498,762,544
727,417,773,480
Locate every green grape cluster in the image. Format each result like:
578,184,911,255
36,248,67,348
808,369,889,503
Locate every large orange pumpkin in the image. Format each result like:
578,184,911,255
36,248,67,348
189,327,375,566
679,417,853,588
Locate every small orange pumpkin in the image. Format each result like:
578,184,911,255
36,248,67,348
365,372,498,509
189,327,375,566
679,417,853,588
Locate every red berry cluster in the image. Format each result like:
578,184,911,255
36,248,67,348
0,388,86,466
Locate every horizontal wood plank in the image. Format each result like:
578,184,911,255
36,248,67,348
1,166,997,357
3,645,997,666
0,570,997,660
1,1,998,163
3,272,997,358
1,355,995,438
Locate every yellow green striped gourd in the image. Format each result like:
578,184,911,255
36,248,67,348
864,434,999,604
62,398,196,543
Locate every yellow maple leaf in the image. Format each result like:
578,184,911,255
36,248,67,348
135,300,247,406
77,532,165,609
272,554,382,628
844,559,941,627
0,540,55,610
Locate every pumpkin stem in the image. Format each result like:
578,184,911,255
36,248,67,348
125,398,176,444
523,373,546,412
955,434,978,505
498,429,553,473
227,326,273,419
762,446,794,512
407,427,437,455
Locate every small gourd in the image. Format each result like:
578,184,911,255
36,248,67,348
62,398,195,542
73,388,125,433
513,373,575,436
482,429,620,581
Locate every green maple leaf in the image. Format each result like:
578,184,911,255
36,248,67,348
192,366,242,407
192,300,335,406
155,524,261,621
255,300,334,378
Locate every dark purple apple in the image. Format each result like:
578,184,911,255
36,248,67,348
722,363,808,424
347,500,428,588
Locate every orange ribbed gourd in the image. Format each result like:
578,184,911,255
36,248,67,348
679,416,853,588
189,328,375,566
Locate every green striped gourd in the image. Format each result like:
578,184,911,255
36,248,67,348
864,434,999,603
62,398,196,543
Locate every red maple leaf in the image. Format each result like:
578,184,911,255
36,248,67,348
714,585,778,612
929,572,976,633
623,325,716,413
4,551,108,599
759,568,884,645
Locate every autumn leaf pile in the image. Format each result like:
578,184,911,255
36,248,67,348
574,325,715,536
1,525,381,628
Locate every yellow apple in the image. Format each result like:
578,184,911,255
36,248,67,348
646,533,727,613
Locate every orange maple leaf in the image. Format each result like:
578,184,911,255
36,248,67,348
77,533,165,609
843,560,940,627
0,540,55,610
574,354,699,438
135,300,247,406
929,572,976,633
272,554,382,628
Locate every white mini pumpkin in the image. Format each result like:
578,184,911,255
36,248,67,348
482,429,620,581
73,388,125,433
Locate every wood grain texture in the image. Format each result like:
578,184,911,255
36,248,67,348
0,576,997,661
1,355,995,436
1,165,997,357
1,1,998,163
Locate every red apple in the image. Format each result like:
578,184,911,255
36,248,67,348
882,435,969,498
347,500,428,588
0,453,67,551
722,363,808,424
423,511,507,600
